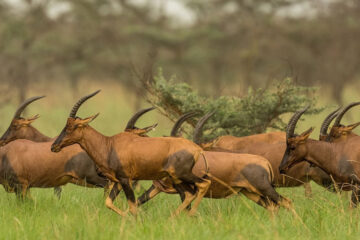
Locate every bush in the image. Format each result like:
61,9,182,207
142,68,323,142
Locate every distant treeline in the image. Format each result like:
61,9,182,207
0,0,359,106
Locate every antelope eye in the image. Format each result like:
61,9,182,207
290,146,296,151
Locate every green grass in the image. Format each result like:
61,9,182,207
0,183,359,240
1,81,360,239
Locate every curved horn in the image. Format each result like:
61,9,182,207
286,106,309,139
14,96,45,119
319,107,341,137
170,111,199,137
125,107,156,130
193,111,215,145
70,90,101,117
333,102,360,127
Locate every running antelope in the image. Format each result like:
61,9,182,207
0,96,107,198
193,112,334,195
137,113,292,212
0,97,157,198
51,90,211,217
279,107,360,206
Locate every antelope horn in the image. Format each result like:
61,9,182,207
193,111,215,145
70,90,101,118
170,111,199,137
333,102,360,127
14,96,45,119
319,107,341,137
125,107,156,130
286,106,309,139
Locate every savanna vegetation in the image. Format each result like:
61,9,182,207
1,0,360,239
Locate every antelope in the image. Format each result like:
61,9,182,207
279,107,360,206
0,96,108,198
0,97,157,198
199,129,285,151
192,112,334,195
51,90,211,217
137,113,292,212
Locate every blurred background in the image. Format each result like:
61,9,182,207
0,0,359,137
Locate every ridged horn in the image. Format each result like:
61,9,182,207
193,111,215,145
170,111,199,137
286,106,309,139
14,96,45,119
333,102,360,127
125,107,156,130
70,90,101,118
319,107,341,137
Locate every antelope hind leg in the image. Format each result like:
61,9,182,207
241,189,279,212
304,182,312,198
188,178,211,216
172,185,196,217
137,184,161,206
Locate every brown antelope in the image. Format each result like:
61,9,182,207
137,113,292,212
0,97,157,198
0,96,108,198
279,107,360,206
192,112,334,195
51,90,211,217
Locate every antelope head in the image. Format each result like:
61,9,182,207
326,102,360,142
51,90,100,152
124,107,158,136
170,111,200,137
0,96,44,146
279,106,314,174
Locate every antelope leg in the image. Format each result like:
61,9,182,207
105,182,126,216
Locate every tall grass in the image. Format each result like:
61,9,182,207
0,183,359,240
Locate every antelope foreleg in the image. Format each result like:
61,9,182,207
119,179,137,216
105,182,127,216
54,187,62,199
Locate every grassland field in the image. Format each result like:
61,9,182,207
0,81,360,240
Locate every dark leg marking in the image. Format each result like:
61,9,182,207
54,187,62,199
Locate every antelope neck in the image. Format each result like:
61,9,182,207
304,139,338,175
28,126,53,142
79,126,113,169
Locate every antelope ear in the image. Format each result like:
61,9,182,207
127,123,158,136
22,114,40,125
343,122,360,132
77,113,100,126
298,127,314,142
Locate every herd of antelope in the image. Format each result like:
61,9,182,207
1,90,360,217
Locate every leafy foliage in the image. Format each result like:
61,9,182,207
143,69,323,142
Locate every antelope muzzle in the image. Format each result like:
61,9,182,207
51,129,67,152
